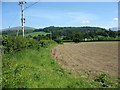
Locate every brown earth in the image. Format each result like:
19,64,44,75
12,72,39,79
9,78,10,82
52,41,119,77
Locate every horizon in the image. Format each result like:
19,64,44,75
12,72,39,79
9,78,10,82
1,2,118,29
1,26,119,31
0,25,119,30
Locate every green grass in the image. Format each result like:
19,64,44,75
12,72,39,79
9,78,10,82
25,32,50,37
2,44,118,88
0,35,2,41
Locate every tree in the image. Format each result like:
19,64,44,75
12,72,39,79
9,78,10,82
108,31,116,38
83,32,90,39
73,32,83,43
97,31,108,37
66,31,75,40
89,31,95,38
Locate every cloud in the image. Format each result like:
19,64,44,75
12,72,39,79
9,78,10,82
65,12,97,26
81,20,90,24
26,10,95,26
113,18,118,21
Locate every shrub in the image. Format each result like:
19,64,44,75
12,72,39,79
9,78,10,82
2,36,40,53
97,36,105,41
94,73,112,87
95,74,109,83
54,39,63,44
73,38,81,43
39,40,56,47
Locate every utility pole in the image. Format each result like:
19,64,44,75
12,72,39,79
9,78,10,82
50,31,52,40
17,29,19,36
19,1,27,37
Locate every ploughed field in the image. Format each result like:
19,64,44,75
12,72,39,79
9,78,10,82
52,41,118,77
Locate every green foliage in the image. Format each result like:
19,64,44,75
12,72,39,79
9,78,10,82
97,36,106,41
26,32,50,37
95,74,109,83
94,73,117,87
115,36,120,40
96,36,119,41
39,40,56,47
54,39,63,44
39,26,108,40
83,32,91,39
73,38,80,43
43,26,107,33
2,36,40,53
108,30,116,38
0,35,2,45
2,26,119,42
73,32,83,43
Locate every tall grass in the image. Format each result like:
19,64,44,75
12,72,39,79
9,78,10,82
2,44,118,88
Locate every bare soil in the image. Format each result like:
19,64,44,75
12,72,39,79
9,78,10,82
52,41,118,77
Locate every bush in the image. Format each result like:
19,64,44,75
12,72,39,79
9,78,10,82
54,39,63,44
73,38,81,43
95,74,109,83
97,36,105,41
2,36,40,53
39,40,56,47
94,73,114,87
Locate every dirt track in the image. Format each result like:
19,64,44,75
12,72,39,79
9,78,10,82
52,41,118,77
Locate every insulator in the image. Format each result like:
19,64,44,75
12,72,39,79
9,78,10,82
18,2,21,5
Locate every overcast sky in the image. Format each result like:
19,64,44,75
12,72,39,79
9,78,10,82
2,2,118,29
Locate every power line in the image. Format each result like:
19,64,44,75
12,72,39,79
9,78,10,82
25,0,40,10
18,0,40,37
9,0,40,28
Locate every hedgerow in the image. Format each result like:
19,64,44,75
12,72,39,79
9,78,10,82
2,36,57,54
2,36,40,53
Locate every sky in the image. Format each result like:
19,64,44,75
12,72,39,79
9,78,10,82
1,2,118,29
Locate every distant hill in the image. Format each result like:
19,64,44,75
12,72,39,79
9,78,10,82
2,26,36,31
1,26,108,36
37,26,107,35
1,26,37,36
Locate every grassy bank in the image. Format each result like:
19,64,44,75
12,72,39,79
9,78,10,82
2,43,118,88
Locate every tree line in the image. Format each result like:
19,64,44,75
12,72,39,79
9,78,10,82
1,26,120,44
33,26,120,43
